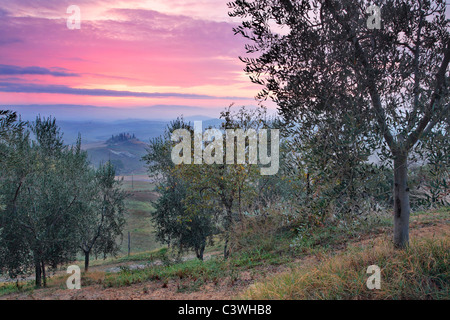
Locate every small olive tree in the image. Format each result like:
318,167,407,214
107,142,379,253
78,161,126,272
144,119,217,260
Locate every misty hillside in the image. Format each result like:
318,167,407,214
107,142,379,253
55,118,223,145
85,133,148,175
55,118,224,174
57,120,169,145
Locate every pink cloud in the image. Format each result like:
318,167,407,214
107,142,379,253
0,2,262,111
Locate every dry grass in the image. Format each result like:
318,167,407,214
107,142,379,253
240,226,449,300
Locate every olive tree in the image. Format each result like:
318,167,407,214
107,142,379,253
78,161,126,272
144,119,218,260
229,0,449,248
0,115,94,286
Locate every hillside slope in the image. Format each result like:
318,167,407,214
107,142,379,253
1,208,448,300
86,137,148,174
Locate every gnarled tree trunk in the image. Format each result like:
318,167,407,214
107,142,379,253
195,242,206,261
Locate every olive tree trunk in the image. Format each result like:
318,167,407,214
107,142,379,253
223,206,233,260
84,251,90,272
393,153,411,248
34,259,41,288
195,243,206,261
41,261,47,287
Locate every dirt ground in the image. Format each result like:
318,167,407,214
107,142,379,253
2,263,291,300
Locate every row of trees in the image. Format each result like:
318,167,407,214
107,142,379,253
0,111,126,287
147,106,447,261
145,105,404,260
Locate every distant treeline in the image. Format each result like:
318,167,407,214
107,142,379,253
107,133,137,144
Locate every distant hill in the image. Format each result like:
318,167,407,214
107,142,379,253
86,134,148,175
55,118,224,145
52,118,224,174
81,119,224,174
57,120,169,145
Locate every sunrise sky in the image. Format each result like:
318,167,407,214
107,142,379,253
0,0,267,119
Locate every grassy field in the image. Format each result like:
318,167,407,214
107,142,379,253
118,176,162,254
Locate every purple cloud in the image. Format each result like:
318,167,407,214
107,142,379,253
0,65,80,77
0,82,250,100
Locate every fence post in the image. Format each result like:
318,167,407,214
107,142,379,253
128,231,131,257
